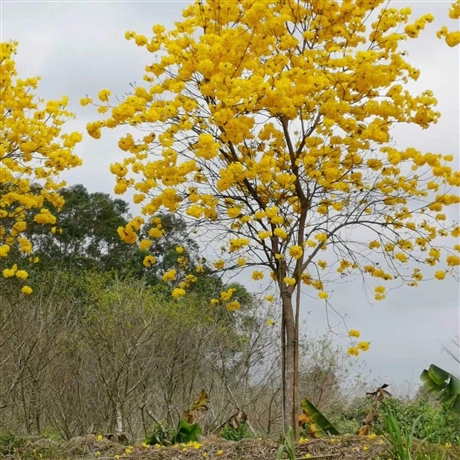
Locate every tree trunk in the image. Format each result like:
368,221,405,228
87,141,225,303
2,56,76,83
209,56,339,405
281,290,299,437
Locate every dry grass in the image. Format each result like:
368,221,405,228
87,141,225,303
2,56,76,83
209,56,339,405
2,434,459,460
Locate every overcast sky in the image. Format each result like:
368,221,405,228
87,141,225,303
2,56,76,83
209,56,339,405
2,0,459,392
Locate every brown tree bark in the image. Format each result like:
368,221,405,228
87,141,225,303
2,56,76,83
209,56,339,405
281,289,299,438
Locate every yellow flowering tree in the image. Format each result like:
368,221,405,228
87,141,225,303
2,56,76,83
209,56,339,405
438,0,460,47
0,42,82,292
86,0,460,433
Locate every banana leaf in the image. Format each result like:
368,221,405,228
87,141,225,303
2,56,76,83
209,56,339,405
420,364,460,415
300,398,340,437
173,419,202,444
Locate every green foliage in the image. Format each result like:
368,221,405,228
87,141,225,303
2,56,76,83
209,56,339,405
420,364,460,415
379,400,421,460
299,397,340,438
0,431,24,455
145,419,201,446
19,184,133,272
276,427,296,460
378,401,456,460
219,422,250,441
380,397,460,446
174,419,202,444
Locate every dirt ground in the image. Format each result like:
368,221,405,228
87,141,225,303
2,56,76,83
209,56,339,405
2,434,459,460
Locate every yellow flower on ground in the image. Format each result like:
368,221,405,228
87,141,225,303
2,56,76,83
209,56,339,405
21,285,33,295
267,319,275,326
162,269,177,281
15,270,28,280
3,266,17,278
139,239,153,251
143,255,156,267
172,288,186,298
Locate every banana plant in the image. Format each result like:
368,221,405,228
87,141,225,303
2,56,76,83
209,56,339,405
298,398,340,438
420,364,460,415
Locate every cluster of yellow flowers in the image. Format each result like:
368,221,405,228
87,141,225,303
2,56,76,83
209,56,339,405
82,0,458,311
347,330,370,357
1,42,82,292
437,0,460,47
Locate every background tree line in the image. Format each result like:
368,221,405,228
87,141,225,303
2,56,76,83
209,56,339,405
0,184,357,440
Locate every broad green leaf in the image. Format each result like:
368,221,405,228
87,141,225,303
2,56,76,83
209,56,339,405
300,398,340,437
420,364,460,416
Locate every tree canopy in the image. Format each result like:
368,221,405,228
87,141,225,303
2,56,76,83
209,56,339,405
0,41,82,293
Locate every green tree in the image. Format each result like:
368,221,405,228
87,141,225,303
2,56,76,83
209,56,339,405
22,184,132,271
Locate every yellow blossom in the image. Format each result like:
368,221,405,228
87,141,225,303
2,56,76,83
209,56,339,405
226,301,240,311
358,341,370,351
172,288,186,298
213,259,225,270
15,270,28,280
139,239,153,251
289,245,303,259
252,271,264,280
21,286,33,295
274,228,287,239
143,255,156,267
434,270,446,280
347,347,359,357
97,88,111,102
163,269,177,282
